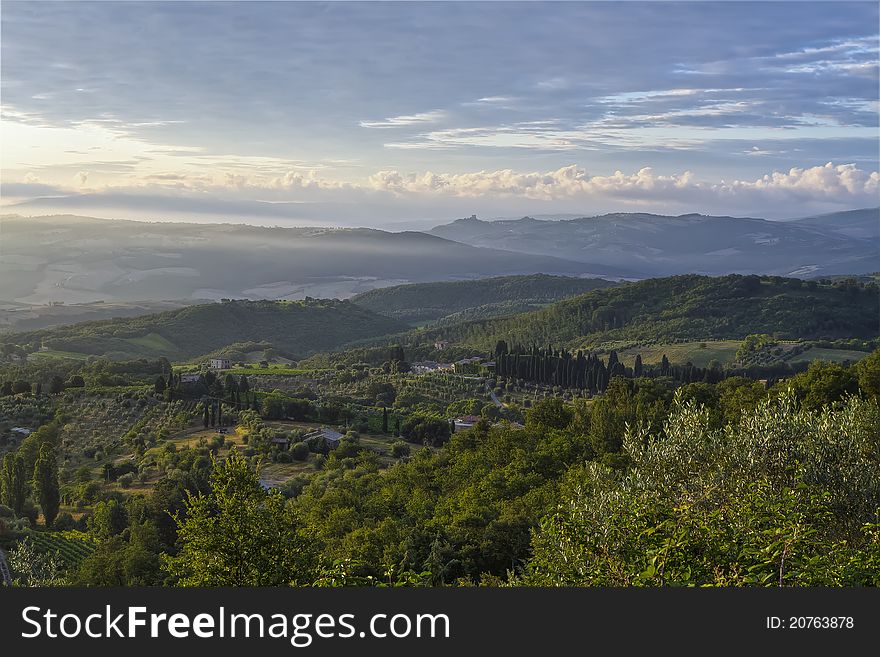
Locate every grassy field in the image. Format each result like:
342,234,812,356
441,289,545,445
617,341,741,368
27,349,91,360
125,332,179,353
224,366,313,376
788,348,870,365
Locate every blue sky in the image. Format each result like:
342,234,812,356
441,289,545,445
1,1,877,226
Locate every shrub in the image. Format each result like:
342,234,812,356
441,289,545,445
291,442,310,461
391,441,411,458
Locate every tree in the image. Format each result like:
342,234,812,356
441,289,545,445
1,381,12,396
154,375,167,395
32,443,60,527
1,453,15,509
88,499,129,539
12,380,30,394
382,406,389,433
660,355,670,377
1,453,28,516
634,354,644,378
854,348,880,402
8,538,66,586
49,375,65,395
162,451,317,586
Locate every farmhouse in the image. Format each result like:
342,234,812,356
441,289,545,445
434,340,450,350
303,427,344,449
209,358,230,370
452,415,481,431
11,427,32,436
453,357,483,374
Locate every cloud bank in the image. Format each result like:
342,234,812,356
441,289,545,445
4,162,876,225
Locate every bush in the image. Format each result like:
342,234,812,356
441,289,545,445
53,512,77,530
291,442,310,461
117,473,135,488
391,441,411,458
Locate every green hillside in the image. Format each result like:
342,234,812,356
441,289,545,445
351,274,615,324
419,274,880,349
1,299,407,362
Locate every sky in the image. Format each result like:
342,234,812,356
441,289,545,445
1,1,878,228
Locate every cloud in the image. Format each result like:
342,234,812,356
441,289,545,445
4,162,877,223
366,163,879,208
359,110,447,128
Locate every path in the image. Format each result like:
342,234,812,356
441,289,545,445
486,381,504,408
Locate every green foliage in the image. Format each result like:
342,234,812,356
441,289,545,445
162,451,317,586
8,537,67,586
1,453,28,516
1,299,406,362
32,443,60,527
420,274,879,350
780,361,859,410
401,414,451,447
352,274,615,324
521,392,880,586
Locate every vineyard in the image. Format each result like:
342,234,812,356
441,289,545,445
26,530,96,570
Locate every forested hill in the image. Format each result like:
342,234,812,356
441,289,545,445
351,274,616,325
419,275,880,349
0,299,407,362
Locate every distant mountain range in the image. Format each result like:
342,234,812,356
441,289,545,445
429,208,879,278
2,209,875,314
0,214,621,307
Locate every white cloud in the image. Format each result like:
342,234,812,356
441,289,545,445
359,110,447,128
366,162,879,207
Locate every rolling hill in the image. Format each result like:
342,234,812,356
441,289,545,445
0,214,625,306
350,274,616,325
786,207,879,241
429,209,879,278
0,299,408,362
417,274,880,350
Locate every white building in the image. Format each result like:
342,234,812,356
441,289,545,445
209,358,230,370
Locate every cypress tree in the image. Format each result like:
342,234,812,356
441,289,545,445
382,406,389,433
33,443,60,528
634,354,644,378
1,453,14,509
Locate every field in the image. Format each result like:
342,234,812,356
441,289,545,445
616,341,741,368
787,347,870,365
125,332,180,354
27,349,92,361
26,530,96,569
